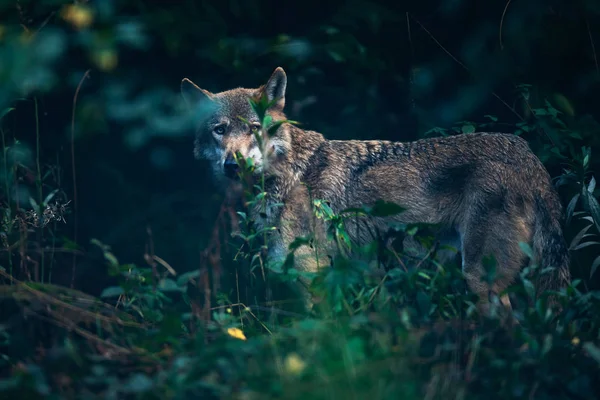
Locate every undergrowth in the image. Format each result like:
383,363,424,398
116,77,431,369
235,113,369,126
1,97,600,400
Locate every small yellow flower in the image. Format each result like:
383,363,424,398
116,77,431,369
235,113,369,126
61,4,94,30
572,337,580,346
284,353,306,376
227,327,247,341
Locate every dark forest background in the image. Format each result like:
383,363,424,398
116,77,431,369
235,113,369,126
1,0,600,398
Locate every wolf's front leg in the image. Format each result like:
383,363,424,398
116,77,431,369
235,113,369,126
265,233,320,313
271,219,332,313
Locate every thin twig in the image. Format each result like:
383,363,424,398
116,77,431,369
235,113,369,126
406,12,416,111
35,11,56,35
499,0,512,50
70,69,90,288
212,302,273,335
408,13,524,121
34,97,43,283
585,16,599,79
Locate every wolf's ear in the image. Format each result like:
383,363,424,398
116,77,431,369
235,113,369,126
262,67,287,109
181,78,214,106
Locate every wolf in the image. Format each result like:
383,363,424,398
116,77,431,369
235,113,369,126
180,67,571,313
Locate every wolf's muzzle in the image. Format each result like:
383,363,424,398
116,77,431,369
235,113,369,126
223,154,240,179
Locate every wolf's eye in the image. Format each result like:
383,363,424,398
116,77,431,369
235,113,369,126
214,126,225,135
250,125,260,134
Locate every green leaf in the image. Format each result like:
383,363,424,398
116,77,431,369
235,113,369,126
583,342,600,365
328,51,344,62
158,278,183,292
237,116,250,125
583,153,590,169
570,131,583,140
588,176,596,194
248,94,277,122
345,336,366,362
573,241,600,251
461,124,476,134
541,334,553,356
582,190,600,233
566,193,579,225
100,286,124,298
29,197,39,211
423,127,448,137
231,231,248,241
313,199,336,220
569,220,594,249
0,108,14,121
519,242,535,259
267,119,299,136
523,278,535,298
176,270,201,286
262,114,273,128
43,189,59,206
62,238,81,251
340,207,367,216
122,373,154,393
407,226,419,236
417,271,431,280
569,223,592,250
287,236,312,251
590,255,600,279
104,252,120,268
366,200,406,217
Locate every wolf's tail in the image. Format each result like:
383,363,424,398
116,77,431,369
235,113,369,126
531,191,571,296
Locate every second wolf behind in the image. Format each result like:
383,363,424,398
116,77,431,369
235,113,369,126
181,67,571,312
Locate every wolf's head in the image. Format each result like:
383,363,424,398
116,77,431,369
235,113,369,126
181,67,291,184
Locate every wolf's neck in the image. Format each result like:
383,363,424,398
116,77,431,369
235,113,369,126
261,126,324,208
288,126,326,176
274,126,324,195
250,127,323,231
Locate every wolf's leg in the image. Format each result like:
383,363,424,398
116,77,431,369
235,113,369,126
263,243,314,314
460,206,531,317
271,224,327,314
292,245,325,311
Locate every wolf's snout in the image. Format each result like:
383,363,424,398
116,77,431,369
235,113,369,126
223,154,239,179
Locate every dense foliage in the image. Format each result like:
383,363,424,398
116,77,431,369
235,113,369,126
1,0,600,398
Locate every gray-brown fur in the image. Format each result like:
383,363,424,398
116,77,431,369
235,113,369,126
181,67,571,312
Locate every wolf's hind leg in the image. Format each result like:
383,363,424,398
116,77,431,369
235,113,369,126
460,206,531,317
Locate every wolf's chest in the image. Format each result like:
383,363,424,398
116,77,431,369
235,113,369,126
249,198,283,232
